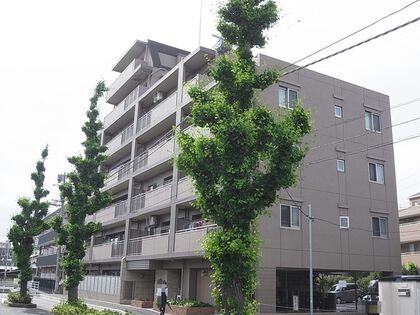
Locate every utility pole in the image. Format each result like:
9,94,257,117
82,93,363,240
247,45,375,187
308,204,314,315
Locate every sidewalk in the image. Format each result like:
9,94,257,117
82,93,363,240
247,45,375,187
0,302,51,315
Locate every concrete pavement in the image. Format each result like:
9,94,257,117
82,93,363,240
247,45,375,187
1,293,158,315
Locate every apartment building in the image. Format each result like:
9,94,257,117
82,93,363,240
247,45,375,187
78,39,401,313
400,193,420,267
35,208,61,292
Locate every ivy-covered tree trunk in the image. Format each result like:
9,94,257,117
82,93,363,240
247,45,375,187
8,146,49,297
177,1,311,314
50,81,111,303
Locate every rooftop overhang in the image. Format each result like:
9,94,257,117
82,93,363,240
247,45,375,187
112,40,147,73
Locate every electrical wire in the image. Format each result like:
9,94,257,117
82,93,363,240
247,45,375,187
280,0,420,72
283,16,420,76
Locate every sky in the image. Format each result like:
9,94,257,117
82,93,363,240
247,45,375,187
1,0,419,241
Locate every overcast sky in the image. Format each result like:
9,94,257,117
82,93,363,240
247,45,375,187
1,0,419,241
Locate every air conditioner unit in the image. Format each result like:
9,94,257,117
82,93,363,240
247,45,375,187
147,215,158,226
153,91,165,103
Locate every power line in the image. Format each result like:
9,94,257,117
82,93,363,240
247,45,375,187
283,16,420,76
280,0,420,72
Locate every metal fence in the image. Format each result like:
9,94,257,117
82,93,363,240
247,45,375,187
79,275,120,296
33,277,55,293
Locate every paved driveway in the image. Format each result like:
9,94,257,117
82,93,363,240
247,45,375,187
0,302,51,315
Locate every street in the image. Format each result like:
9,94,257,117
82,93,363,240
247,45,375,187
0,293,158,315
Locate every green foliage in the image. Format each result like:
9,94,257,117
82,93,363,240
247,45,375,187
50,81,112,300
8,146,49,295
52,300,127,315
7,292,32,304
168,299,213,307
402,261,419,275
176,1,310,314
356,272,381,293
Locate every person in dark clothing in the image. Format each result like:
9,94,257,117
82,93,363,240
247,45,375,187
160,291,170,315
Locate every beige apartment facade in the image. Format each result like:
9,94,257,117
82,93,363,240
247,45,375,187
400,193,420,267
80,40,401,313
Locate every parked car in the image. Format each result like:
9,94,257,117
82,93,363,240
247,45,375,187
329,283,364,304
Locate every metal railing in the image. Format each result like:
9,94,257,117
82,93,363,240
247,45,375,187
121,123,134,144
127,232,169,256
130,182,172,213
114,200,128,218
111,241,124,257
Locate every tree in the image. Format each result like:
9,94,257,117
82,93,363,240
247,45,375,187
50,81,112,302
8,146,49,296
402,261,419,275
176,1,311,313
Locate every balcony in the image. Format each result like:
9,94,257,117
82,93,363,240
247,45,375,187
107,58,153,105
400,222,420,243
174,224,217,253
127,233,169,256
95,200,128,224
183,73,214,105
177,177,195,201
131,183,172,213
133,137,174,173
137,92,177,133
36,253,58,267
105,123,134,156
90,241,124,261
104,161,131,190
38,229,57,245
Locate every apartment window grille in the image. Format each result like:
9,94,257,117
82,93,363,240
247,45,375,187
337,159,345,172
280,204,300,229
279,86,298,109
372,217,388,238
365,111,381,132
339,216,349,229
369,162,384,184
335,105,343,118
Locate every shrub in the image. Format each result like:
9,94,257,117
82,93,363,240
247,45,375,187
52,300,127,315
168,298,213,308
7,291,32,304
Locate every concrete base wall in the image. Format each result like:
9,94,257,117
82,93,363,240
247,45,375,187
79,290,120,303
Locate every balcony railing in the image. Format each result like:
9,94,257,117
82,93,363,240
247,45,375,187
136,92,177,132
177,177,194,200
183,74,213,105
105,123,134,154
91,241,124,261
174,224,217,253
133,137,174,173
114,200,128,218
131,182,172,213
127,233,169,256
104,160,131,189
93,200,128,224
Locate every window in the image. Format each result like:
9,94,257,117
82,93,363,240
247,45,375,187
365,111,381,132
280,204,300,229
337,159,345,172
372,217,388,238
339,216,349,229
369,163,384,184
279,86,298,109
335,105,343,118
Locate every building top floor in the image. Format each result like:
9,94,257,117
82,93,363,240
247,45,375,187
399,194,420,222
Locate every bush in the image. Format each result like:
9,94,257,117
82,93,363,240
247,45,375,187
7,291,32,304
168,298,213,308
52,300,128,315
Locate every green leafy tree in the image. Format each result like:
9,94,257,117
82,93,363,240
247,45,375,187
8,146,49,296
402,261,419,275
177,1,311,313
50,81,112,302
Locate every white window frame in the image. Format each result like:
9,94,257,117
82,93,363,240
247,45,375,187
337,159,345,172
279,86,298,109
365,111,381,132
372,216,388,238
369,162,385,184
280,204,301,229
339,216,349,229
335,105,343,118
